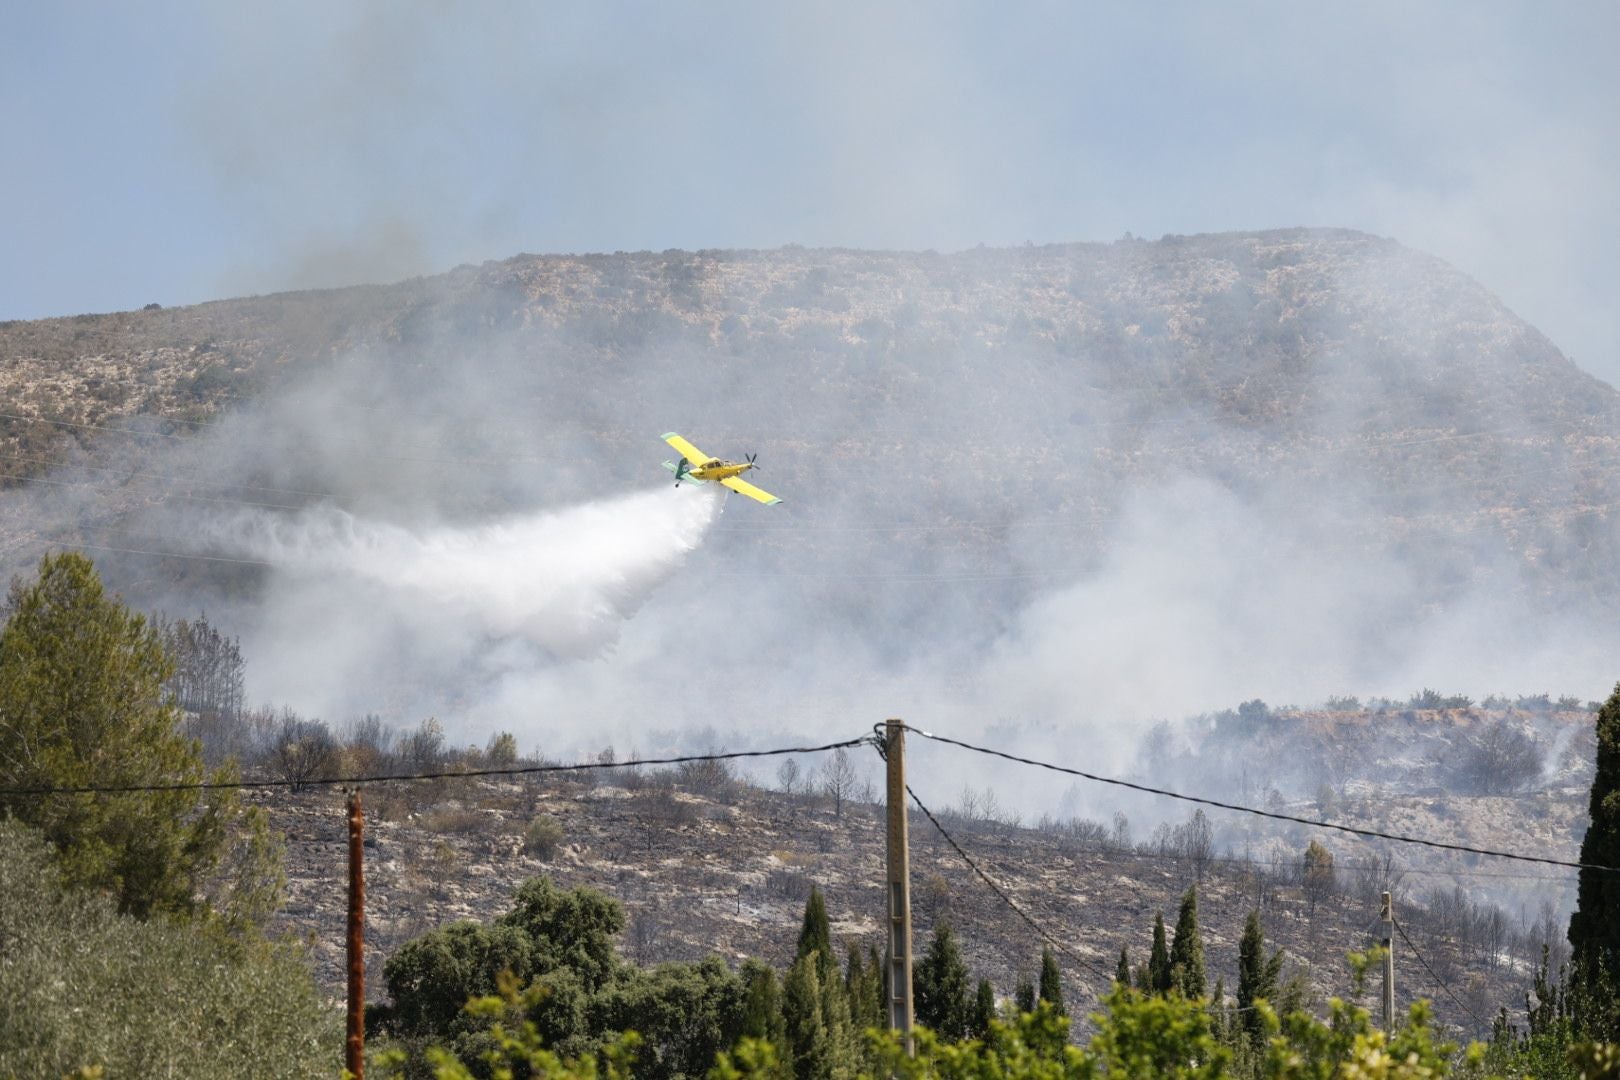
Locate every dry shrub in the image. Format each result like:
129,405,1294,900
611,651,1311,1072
368,789,414,823
915,872,951,920
524,814,565,860
765,868,814,900
419,805,489,836
638,789,697,825
675,758,737,801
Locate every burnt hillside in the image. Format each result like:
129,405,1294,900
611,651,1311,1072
3,229,1619,621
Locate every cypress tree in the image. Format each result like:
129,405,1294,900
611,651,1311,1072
1014,974,1036,1015
1170,886,1206,998
1570,683,1620,1001
844,944,883,1035
1037,946,1066,1016
1236,910,1283,1044
783,955,831,1080
818,958,857,1078
870,944,887,1030
740,959,787,1047
1115,946,1132,988
1147,912,1172,995
970,978,996,1039
797,886,833,967
914,923,972,1039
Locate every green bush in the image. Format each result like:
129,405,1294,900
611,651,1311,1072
524,814,566,860
375,877,748,1080
0,819,338,1078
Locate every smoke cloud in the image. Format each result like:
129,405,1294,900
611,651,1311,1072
189,487,720,721
3,234,1612,898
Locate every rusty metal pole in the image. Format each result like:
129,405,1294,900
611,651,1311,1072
884,719,915,1053
346,790,366,1079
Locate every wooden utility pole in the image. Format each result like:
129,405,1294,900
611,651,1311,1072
346,790,366,1079
883,719,915,1052
1380,891,1395,1033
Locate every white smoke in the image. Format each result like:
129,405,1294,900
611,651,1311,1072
196,486,721,718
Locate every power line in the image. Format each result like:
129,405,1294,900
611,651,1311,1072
0,409,195,441
4,449,337,500
0,468,307,510
0,407,551,469
1393,916,1491,1033
893,724,1620,876
903,779,1119,993
23,538,274,568
1003,831,1576,885
0,736,869,797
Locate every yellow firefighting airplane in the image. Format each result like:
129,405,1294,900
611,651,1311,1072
661,433,782,505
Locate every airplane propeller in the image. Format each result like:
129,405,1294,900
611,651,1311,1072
745,452,760,470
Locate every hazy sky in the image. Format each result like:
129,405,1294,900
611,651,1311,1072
5,2,1617,380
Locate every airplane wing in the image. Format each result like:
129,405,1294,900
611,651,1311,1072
662,432,710,464
720,475,782,505
661,460,707,483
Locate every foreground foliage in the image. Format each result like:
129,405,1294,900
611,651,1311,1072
0,552,279,924
391,984,1620,1080
0,818,337,1079
374,877,748,1080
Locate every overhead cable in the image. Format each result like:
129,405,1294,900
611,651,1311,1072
901,777,1118,992
1393,917,1492,1033
892,724,1619,876
0,736,869,797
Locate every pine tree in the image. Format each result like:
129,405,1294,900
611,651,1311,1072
797,886,832,968
1148,912,1172,995
1301,839,1336,914
914,923,972,1039
1237,910,1284,1044
1115,946,1132,988
1170,886,1206,999
970,978,996,1039
1570,682,1620,1013
1037,946,1066,1016
0,553,270,921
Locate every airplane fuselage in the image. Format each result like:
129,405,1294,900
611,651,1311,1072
684,457,755,482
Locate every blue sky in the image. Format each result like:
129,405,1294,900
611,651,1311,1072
4,2,1617,381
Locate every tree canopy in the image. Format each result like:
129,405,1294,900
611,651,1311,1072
0,552,269,920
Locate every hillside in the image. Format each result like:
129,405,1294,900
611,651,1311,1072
257,699,1590,1040
3,229,1619,613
